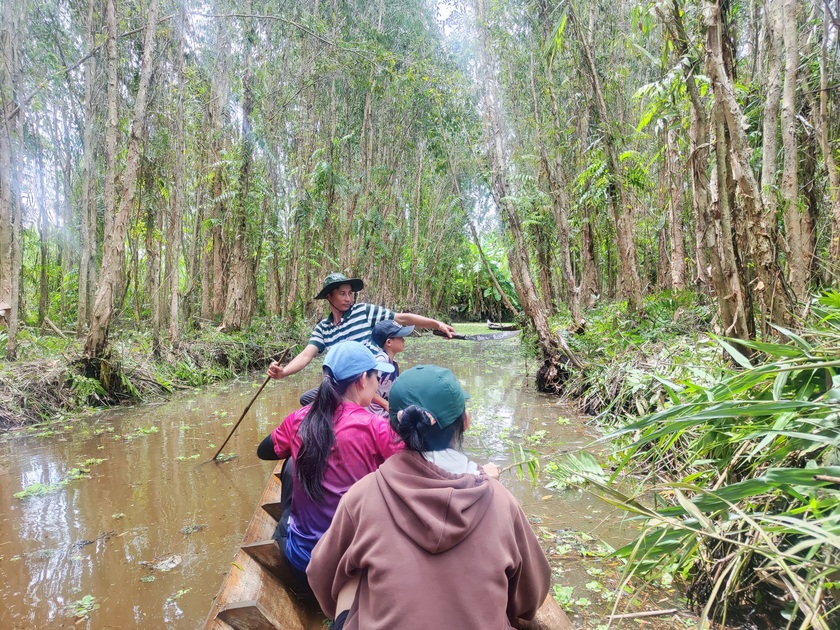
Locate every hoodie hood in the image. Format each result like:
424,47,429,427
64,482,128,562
375,451,493,554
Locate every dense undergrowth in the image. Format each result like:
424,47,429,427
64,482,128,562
0,318,305,429
550,291,840,629
556,290,722,417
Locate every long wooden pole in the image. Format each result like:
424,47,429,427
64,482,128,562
210,348,290,462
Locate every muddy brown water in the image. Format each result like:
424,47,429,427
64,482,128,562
0,335,650,629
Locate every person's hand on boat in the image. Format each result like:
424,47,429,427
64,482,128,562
482,462,500,480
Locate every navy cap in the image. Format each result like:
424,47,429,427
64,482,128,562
372,320,415,348
323,341,395,381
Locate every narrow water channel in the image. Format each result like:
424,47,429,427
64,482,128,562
0,334,642,629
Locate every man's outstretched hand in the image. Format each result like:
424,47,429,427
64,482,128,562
436,320,456,338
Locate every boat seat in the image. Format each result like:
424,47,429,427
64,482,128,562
260,500,283,522
241,539,320,613
216,600,282,630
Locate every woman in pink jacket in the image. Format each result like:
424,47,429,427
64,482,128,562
257,341,403,580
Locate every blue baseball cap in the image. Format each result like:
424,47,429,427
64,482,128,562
323,341,395,381
372,320,415,348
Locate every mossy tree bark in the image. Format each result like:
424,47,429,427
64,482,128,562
704,0,792,332
222,6,257,331
666,0,753,345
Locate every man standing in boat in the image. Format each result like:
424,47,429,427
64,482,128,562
267,272,455,386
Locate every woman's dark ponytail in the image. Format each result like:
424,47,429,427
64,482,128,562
296,367,353,501
296,367,377,501
395,405,434,452
395,405,466,452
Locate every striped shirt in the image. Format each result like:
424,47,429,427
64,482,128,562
308,303,395,353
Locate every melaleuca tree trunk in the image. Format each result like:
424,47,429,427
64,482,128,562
84,0,160,358
474,0,577,389
666,128,687,291
780,0,809,304
0,0,23,359
76,0,96,336
813,3,840,265
167,9,185,346
704,0,792,331
222,7,256,331
667,0,753,346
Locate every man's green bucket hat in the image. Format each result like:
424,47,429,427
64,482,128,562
315,273,364,299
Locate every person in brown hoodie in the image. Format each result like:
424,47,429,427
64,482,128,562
307,365,551,630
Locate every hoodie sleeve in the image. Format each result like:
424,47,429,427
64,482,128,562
307,492,361,620
506,500,552,622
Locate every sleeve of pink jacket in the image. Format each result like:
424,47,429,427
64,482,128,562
372,416,404,460
270,409,298,460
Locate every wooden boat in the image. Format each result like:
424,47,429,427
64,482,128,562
204,462,572,630
203,461,323,630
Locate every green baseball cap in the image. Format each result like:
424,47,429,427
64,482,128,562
389,365,470,429
315,273,364,299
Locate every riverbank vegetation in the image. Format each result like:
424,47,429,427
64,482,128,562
0,322,296,427
551,291,840,628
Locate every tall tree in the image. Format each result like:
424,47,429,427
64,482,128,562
103,0,118,238
667,0,753,343
0,0,23,358
813,1,840,267
168,9,186,346
222,6,256,331
666,128,687,291
567,3,645,316
84,0,160,358
474,0,575,386
76,0,98,336
781,0,809,303
704,0,792,331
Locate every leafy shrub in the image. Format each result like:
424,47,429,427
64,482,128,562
550,293,840,628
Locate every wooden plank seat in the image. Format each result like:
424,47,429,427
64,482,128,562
260,500,283,522
241,539,321,612
204,462,325,630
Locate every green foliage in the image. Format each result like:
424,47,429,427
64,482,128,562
214,453,239,463
69,595,98,619
67,373,107,407
549,293,840,628
555,290,719,417
165,589,191,603
448,239,520,321
14,458,107,499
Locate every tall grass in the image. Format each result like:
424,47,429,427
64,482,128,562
551,292,840,628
